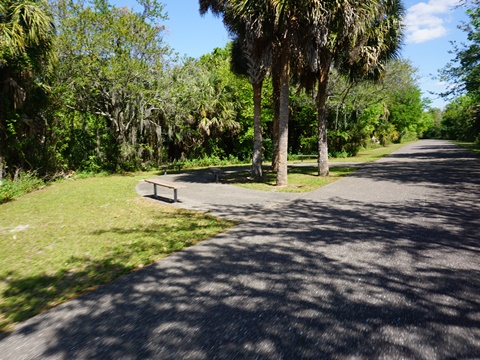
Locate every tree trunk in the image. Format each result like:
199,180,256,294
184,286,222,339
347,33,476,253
271,73,280,172
276,53,290,186
251,81,263,180
0,155,4,181
317,67,329,176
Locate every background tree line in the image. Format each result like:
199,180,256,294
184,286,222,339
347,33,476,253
427,0,480,144
0,0,477,183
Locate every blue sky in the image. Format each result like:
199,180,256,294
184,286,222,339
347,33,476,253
121,0,469,109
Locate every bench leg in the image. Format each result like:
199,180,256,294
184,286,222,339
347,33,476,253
173,188,178,202
153,184,157,198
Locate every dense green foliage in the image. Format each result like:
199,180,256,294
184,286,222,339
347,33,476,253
0,0,433,182
0,171,45,203
0,0,56,180
437,1,480,143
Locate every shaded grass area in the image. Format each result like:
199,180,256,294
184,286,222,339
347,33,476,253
0,173,234,332
451,140,480,155
226,166,355,192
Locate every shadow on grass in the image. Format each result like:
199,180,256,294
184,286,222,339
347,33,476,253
0,212,232,333
451,141,480,156
1,259,134,332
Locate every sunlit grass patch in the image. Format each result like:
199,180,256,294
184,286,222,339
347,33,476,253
0,173,234,332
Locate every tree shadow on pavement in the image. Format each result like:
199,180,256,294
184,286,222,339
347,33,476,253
8,191,479,359
3,140,479,359
352,141,480,199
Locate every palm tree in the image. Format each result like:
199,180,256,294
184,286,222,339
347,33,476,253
0,0,56,178
231,35,271,179
200,0,329,185
242,0,315,186
301,0,404,176
200,0,273,180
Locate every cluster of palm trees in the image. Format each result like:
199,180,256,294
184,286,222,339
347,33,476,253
200,0,404,185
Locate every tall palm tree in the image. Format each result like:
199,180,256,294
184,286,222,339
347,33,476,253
201,0,330,186
233,0,317,186
301,0,404,176
231,34,271,179
200,0,272,180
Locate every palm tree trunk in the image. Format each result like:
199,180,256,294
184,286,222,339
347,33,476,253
251,81,263,180
317,67,329,176
276,53,290,186
271,73,280,172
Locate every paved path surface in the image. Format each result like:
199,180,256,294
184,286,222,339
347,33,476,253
135,161,366,220
1,140,479,359
135,165,301,221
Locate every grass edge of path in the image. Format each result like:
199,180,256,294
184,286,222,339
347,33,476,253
0,173,235,333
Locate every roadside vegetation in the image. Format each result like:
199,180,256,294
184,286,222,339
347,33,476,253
2,0,441,188
451,141,480,155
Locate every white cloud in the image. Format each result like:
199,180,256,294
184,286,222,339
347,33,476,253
404,0,460,44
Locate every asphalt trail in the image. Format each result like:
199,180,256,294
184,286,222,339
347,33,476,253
1,140,479,359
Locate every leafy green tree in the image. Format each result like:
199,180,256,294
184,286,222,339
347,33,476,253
387,85,423,141
440,2,480,100
324,59,424,153
54,0,170,171
441,95,478,141
439,1,480,142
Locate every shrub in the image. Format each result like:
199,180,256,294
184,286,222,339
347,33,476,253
0,172,45,204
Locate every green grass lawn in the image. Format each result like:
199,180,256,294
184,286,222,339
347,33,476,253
0,173,234,332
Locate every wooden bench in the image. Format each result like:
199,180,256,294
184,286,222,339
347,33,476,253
296,154,317,162
210,167,224,183
172,162,184,171
159,163,184,175
144,178,186,203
